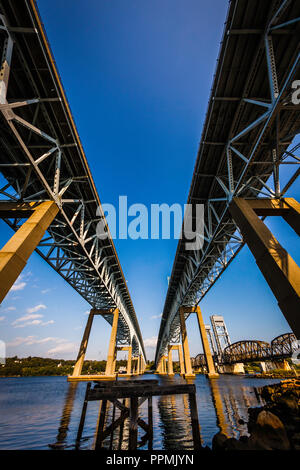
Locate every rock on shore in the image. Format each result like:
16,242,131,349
212,379,300,450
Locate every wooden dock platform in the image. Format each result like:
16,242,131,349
76,379,201,450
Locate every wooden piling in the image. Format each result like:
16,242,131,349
75,382,91,448
129,397,138,450
95,399,108,449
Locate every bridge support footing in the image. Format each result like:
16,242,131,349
221,363,245,374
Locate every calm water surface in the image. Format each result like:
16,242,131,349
0,374,280,450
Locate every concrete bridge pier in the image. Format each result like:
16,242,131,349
116,346,132,376
259,362,267,373
156,357,163,374
180,306,219,378
167,344,185,376
179,308,195,378
70,308,126,381
132,354,143,375
274,359,292,371
132,357,139,375
221,363,245,374
72,310,95,377
156,355,168,374
167,346,175,376
104,308,119,379
140,354,145,374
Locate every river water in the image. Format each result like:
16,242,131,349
0,374,280,450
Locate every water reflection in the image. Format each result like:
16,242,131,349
208,378,229,436
157,393,195,449
0,374,281,449
50,383,78,448
49,375,281,449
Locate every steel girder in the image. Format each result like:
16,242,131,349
0,1,145,359
155,0,300,365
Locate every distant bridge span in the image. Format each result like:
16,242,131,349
0,0,145,366
155,0,300,368
192,332,298,366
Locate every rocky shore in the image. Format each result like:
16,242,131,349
212,379,300,450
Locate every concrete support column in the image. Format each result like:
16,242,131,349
0,201,59,303
127,346,132,375
105,308,119,377
179,308,195,377
259,362,267,373
232,363,245,374
275,360,292,371
196,306,219,378
167,346,174,376
229,198,300,338
72,311,94,376
178,344,186,375
162,356,168,374
156,358,162,374
112,353,117,376
141,355,145,373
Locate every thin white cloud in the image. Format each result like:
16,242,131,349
7,336,66,347
2,306,16,312
0,316,5,322
41,320,54,326
11,313,53,328
10,272,32,293
144,336,157,349
151,313,162,320
41,289,51,294
47,342,77,355
11,281,26,292
12,314,43,326
7,336,37,347
26,304,46,314
12,313,43,325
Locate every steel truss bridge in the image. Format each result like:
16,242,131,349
155,0,300,366
192,333,298,366
0,0,145,358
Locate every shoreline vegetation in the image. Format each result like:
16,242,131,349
0,356,126,377
0,356,298,379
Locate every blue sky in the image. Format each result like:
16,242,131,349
0,0,299,361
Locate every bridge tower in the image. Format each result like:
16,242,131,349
210,315,231,355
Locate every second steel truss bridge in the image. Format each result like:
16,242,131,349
192,332,298,366
155,0,300,367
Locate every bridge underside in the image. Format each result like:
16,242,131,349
0,1,146,366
